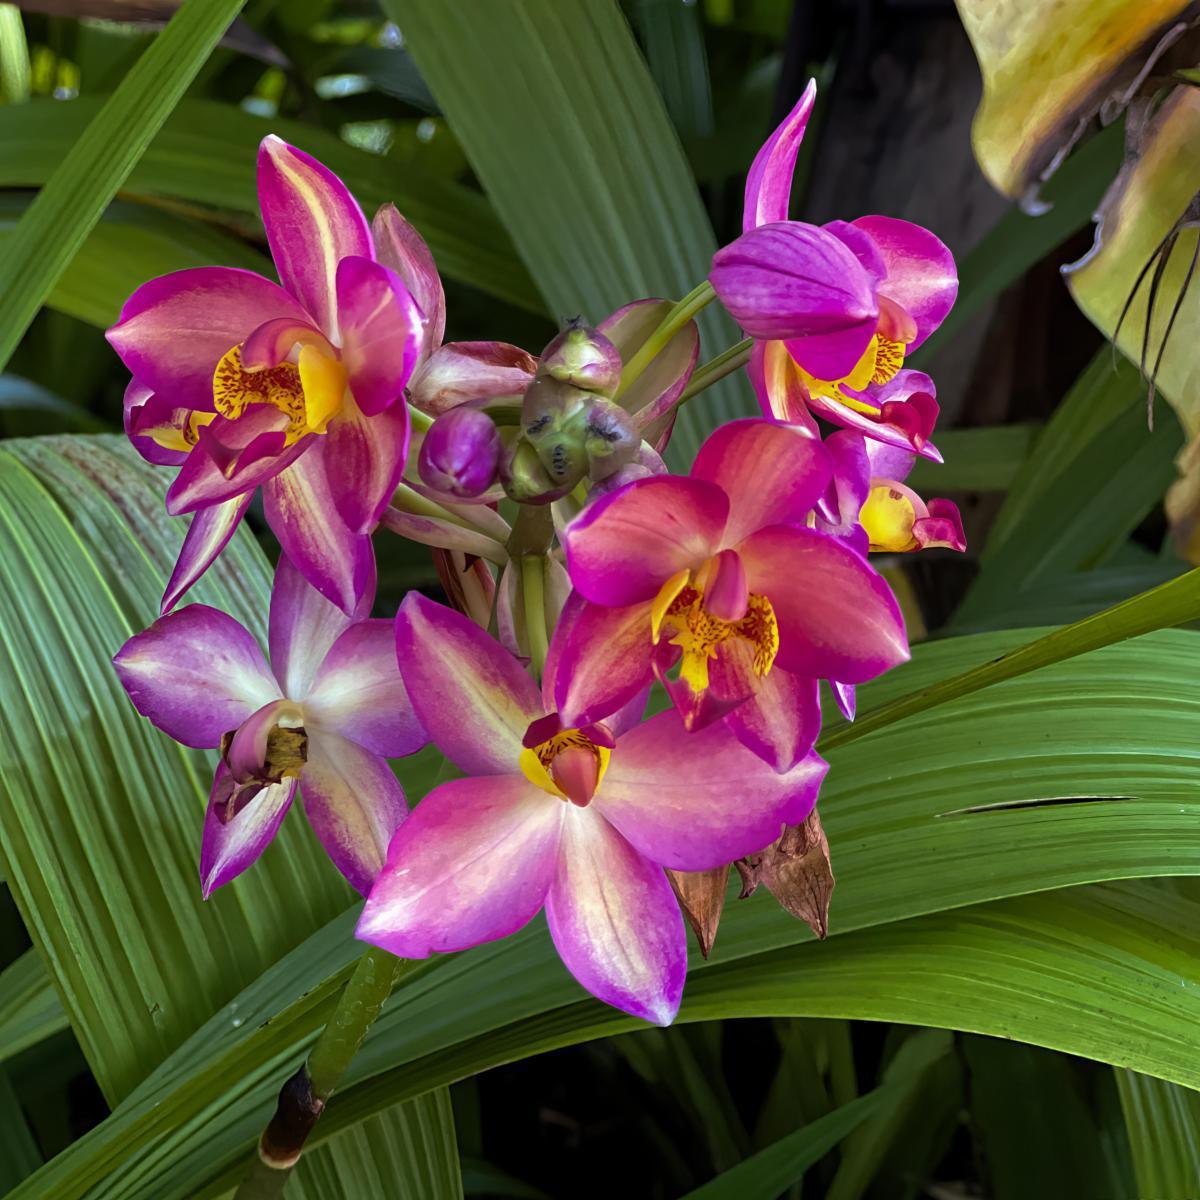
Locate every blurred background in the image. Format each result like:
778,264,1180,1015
1,1,1198,1197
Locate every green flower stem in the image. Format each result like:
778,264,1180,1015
521,553,550,679
406,402,434,434
235,947,410,1194
677,337,753,406
615,280,715,400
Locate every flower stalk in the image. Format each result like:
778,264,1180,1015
235,945,406,1195
614,280,715,399
678,337,753,405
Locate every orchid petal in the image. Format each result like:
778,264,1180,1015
356,774,562,956
807,370,942,462
853,216,958,349
372,204,446,358
124,382,189,467
113,605,280,748
336,256,423,417
726,669,822,773
395,593,541,774
598,299,698,431
408,341,537,416
160,492,253,614
831,680,857,722
710,221,879,380
306,620,426,757
256,136,372,339
597,711,825,869
545,807,684,1026
380,503,508,562
823,219,888,283
241,317,328,370
749,339,820,433
818,429,871,535
267,554,367,701
546,592,654,728
738,524,909,683
106,267,310,409
165,408,308,515
262,444,375,615
300,730,408,895
324,400,410,533
692,418,832,546
743,79,816,231
562,476,728,607
200,766,295,898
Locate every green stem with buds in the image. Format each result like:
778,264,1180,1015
234,947,411,1197
615,280,716,400
507,505,555,680
678,337,753,406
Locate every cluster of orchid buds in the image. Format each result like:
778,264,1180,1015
110,80,963,1026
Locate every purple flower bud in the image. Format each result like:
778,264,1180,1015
418,407,502,498
539,322,622,396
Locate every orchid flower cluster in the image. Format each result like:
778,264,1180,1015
111,81,962,1027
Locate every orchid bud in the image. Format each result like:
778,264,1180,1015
418,407,502,498
540,321,621,395
500,437,574,504
582,399,640,478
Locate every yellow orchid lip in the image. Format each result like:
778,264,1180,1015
519,727,611,806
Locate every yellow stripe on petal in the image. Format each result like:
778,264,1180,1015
298,343,348,434
650,568,691,643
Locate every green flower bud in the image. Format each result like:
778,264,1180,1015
539,321,622,396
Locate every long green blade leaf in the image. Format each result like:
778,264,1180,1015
1116,1070,1200,1199
0,0,247,369
387,0,754,462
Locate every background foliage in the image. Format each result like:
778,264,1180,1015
0,1,1198,1197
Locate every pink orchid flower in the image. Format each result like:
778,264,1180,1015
709,80,958,459
113,556,425,897
819,430,966,556
555,419,909,772
111,137,426,616
357,594,826,1025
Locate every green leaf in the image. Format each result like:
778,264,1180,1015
0,1065,41,1194
965,1038,1130,1199
0,950,68,1066
0,4,29,104
386,0,755,464
22,624,1200,1200
0,98,541,316
0,373,109,436
0,435,352,1103
0,0,248,370
460,1157,548,1199
632,0,714,140
0,194,271,330
906,423,1039,493
285,1092,462,1200
1116,1070,1200,1199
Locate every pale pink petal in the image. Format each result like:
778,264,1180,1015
262,445,375,615
726,669,822,773
545,808,684,1026
305,620,426,757
160,492,253,614
336,256,423,416
380,503,508,562
598,299,698,431
852,216,958,349
692,418,832,547
372,204,446,358
395,592,541,774
299,730,408,895
267,554,367,701
738,524,909,683
356,774,563,956
545,592,654,728
324,400,409,533
113,605,280,748
257,136,372,339
743,80,816,230
561,476,728,607
749,339,820,433
831,680,857,721
106,267,311,408
408,341,537,416
597,711,825,869
165,408,309,515
200,767,295,897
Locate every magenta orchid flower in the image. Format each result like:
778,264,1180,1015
113,556,425,897
110,137,427,616
356,594,826,1024
709,80,958,459
555,419,909,773
818,430,966,556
